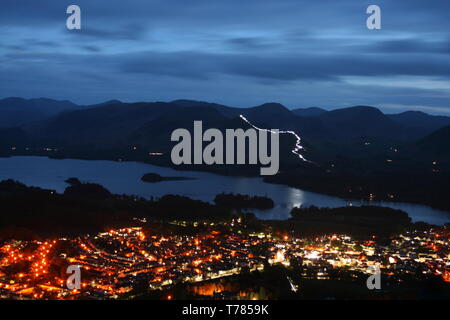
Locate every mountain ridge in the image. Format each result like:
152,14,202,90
1,96,449,164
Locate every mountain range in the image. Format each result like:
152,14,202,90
1,97,450,165
0,97,79,127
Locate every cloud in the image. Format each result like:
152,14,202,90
82,45,102,53
225,37,274,50
366,38,450,54
67,24,149,41
116,50,450,81
0,0,449,114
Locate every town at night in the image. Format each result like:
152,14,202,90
1,218,448,300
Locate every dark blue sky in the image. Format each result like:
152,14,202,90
1,0,449,114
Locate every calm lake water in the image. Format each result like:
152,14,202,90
0,156,449,225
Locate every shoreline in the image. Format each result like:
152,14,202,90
1,153,449,225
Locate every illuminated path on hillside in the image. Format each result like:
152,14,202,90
239,114,308,162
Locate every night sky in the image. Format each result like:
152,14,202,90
1,0,449,114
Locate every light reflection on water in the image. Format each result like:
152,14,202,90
0,156,449,225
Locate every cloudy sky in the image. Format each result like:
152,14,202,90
1,0,449,114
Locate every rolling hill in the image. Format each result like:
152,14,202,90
0,97,78,127
416,125,450,160
292,107,327,117
0,97,448,167
388,111,450,137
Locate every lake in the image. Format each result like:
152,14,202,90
0,156,449,225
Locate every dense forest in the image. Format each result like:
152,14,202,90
0,179,432,241
0,180,230,240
